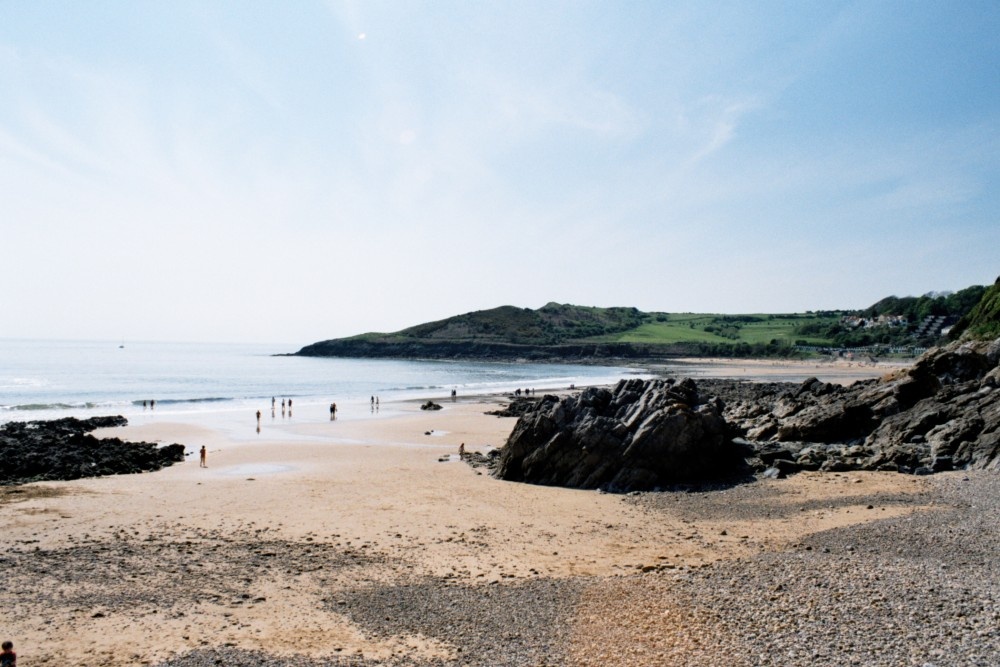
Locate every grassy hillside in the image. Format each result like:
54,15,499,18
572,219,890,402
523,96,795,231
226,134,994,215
342,305,842,349
350,303,647,346
588,313,837,346
299,282,991,360
951,277,1000,340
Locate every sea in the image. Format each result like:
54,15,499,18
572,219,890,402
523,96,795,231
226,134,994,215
0,339,648,429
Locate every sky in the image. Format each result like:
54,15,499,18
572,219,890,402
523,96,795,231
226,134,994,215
1,1,998,346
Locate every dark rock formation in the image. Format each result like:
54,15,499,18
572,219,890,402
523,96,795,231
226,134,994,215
294,338,686,362
490,338,1000,491
721,337,1000,475
0,416,186,486
492,378,747,491
485,396,541,417
420,401,443,411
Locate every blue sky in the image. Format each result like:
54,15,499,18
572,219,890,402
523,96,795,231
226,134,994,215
1,1,997,345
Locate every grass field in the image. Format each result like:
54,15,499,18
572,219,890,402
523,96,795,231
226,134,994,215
335,307,844,350
588,313,839,346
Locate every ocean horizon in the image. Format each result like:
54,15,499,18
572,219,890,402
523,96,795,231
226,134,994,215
0,338,647,426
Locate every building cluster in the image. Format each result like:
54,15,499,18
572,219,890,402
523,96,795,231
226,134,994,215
841,314,909,329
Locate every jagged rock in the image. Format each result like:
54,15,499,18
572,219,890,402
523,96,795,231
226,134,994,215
757,442,799,465
491,339,999,489
775,398,877,443
492,378,746,491
420,401,443,411
720,337,1000,475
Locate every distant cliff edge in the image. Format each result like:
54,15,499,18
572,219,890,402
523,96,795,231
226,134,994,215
293,338,688,362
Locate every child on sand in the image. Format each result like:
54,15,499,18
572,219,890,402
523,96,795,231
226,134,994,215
0,640,16,667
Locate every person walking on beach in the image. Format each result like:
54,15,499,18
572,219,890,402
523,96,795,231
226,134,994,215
281,399,286,417
330,403,337,420
458,443,465,460
199,445,207,468
256,410,261,427
0,640,15,667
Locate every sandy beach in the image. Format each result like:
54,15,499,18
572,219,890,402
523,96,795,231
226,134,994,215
3,361,997,666
654,356,911,385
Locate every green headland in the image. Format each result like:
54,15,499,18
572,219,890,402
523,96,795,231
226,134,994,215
295,280,997,361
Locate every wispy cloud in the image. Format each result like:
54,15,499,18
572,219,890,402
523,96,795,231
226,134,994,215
684,95,765,164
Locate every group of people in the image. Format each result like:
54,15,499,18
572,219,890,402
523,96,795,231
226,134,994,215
271,396,293,417
142,399,156,409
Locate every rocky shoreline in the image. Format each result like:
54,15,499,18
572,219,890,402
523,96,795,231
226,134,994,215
293,338,695,363
0,416,186,485
491,337,1000,491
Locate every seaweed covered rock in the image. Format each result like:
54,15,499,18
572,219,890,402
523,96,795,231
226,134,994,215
0,416,186,485
493,378,746,491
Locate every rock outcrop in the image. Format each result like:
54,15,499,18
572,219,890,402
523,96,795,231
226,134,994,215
489,338,1000,491
492,378,747,491
721,337,1000,476
0,416,186,485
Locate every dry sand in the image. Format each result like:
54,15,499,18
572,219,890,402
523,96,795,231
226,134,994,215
655,356,910,385
1,362,952,666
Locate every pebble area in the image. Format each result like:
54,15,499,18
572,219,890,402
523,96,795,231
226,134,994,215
5,473,997,666
568,472,999,667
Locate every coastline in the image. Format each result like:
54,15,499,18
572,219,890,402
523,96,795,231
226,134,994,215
3,361,995,665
